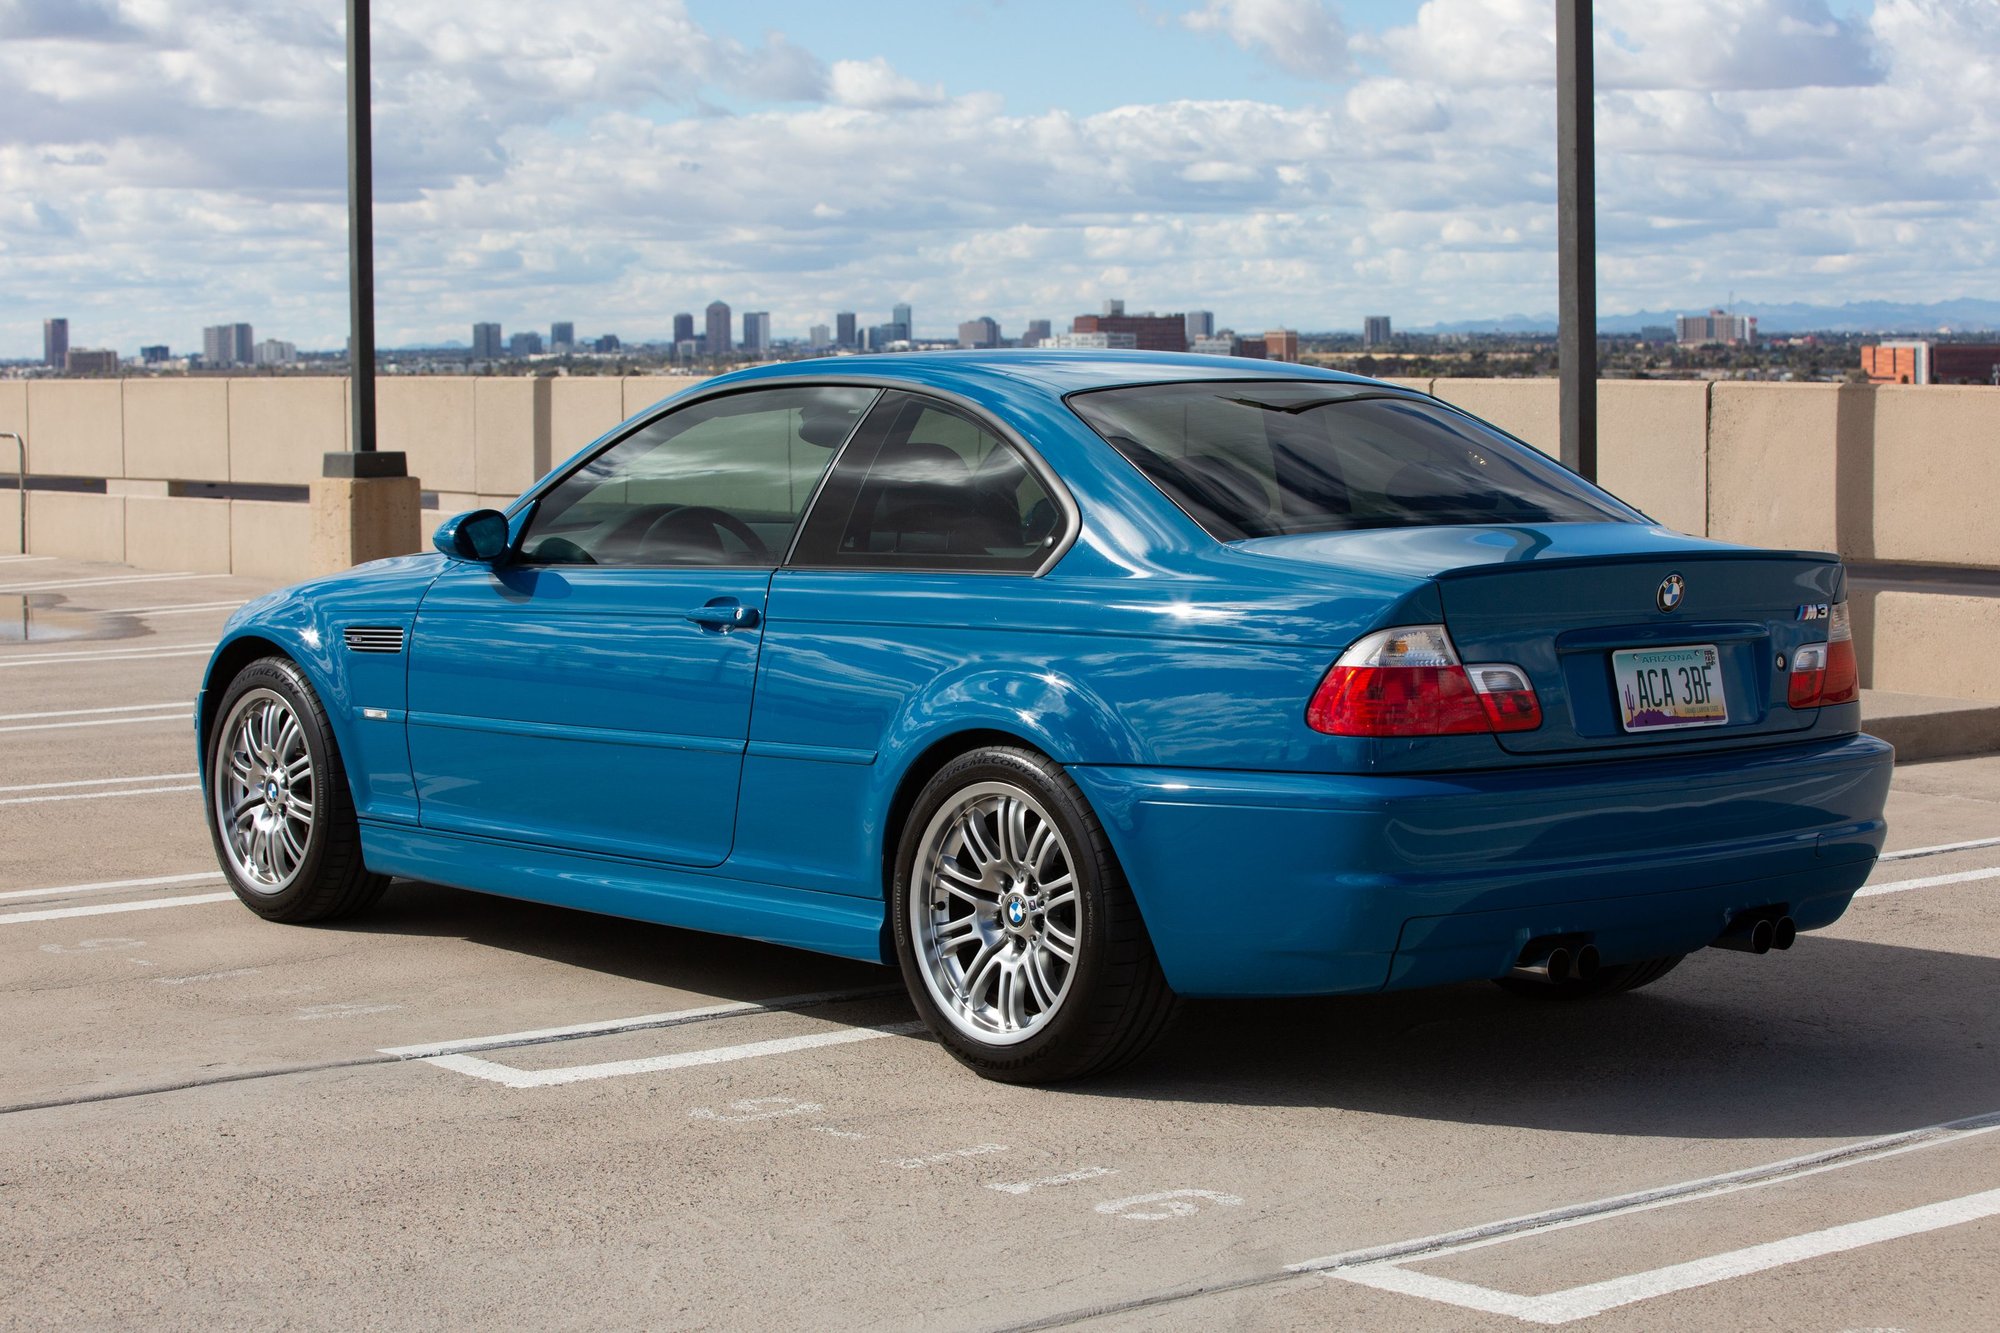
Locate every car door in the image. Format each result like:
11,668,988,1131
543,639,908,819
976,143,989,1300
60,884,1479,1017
407,384,877,867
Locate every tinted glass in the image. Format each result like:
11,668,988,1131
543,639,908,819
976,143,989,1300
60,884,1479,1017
791,392,1062,571
1069,381,1636,541
518,386,875,566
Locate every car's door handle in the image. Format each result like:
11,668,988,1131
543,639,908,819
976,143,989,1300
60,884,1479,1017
684,602,761,631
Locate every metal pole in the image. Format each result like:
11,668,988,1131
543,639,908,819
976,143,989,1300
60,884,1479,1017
347,0,377,454
2,432,24,555
1557,0,1597,480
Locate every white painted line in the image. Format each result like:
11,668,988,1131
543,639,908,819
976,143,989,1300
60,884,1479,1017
0,702,190,722
421,1021,925,1088
98,600,245,615
0,771,198,793
0,641,212,665
0,555,54,564
1879,835,2000,862
0,784,199,806
0,892,235,926
0,572,227,594
0,871,223,904
0,649,212,670
1289,1108,2000,1277
1856,865,2000,898
987,1166,1120,1196
1335,1188,2000,1325
379,986,894,1059
0,712,190,733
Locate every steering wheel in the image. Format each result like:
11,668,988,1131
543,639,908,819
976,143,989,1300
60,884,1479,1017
640,505,769,559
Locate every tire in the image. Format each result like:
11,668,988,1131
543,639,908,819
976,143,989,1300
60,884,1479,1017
204,656,388,923
891,746,1177,1084
1491,953,1685,1001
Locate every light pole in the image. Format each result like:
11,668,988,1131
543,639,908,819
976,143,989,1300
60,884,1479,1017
347,0,376,457
1557,0,1597,481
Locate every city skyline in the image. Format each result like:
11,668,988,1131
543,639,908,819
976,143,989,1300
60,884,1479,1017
2,2,1989,361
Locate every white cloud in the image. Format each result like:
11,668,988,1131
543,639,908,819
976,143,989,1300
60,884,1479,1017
1182,0,1351,80
828,57,947,110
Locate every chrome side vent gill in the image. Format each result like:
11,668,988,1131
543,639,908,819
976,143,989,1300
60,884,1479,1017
342,626,406,654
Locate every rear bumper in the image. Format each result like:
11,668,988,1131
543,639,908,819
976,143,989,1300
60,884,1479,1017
1069,733,1893,998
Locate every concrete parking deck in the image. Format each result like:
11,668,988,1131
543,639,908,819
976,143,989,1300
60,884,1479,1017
4,554,1999,1331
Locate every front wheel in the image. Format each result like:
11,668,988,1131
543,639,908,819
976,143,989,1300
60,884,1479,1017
205,657,387,923
892,747,1177,1084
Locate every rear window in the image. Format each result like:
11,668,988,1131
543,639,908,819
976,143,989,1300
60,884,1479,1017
1068,381,1637,540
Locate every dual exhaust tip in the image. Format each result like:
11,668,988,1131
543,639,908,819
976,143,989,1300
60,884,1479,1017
1711,909,1798,955
1511,940,1601,985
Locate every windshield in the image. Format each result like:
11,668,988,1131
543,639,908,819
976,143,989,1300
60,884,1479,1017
1068,381,1638,541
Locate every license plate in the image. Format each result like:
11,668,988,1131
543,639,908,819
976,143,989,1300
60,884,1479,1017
1613,644,1728,732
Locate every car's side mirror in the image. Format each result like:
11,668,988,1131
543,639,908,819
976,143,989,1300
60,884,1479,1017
433,509,511,564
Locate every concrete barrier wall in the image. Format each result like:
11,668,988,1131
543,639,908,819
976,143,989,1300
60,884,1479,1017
5,371,1994,575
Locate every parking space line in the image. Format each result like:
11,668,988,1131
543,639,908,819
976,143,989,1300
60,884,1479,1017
0,642,213,667
380,985,903,1059
1856,865,2000,898
98,600,245,616
1290,1107,2000,1279
0,713,191,733
0,891,236,926
0,572,225,594
1334,1187,2000,1325
0,703,191,722
0,772,198,793
0,871,223,904
0,784,200,806
1879,835,2000,862
0,555,54,564
422,1021,926,1088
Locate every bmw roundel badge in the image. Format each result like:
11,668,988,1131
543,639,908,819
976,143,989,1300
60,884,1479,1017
1657,573,1685,613
1007,898,1026,926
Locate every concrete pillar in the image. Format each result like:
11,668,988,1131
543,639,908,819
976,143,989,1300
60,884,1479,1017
309,451,421,574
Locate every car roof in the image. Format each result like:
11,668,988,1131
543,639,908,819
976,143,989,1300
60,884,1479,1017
701,349,1400,400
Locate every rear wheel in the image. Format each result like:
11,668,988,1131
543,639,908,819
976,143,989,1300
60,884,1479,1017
205,657,387,923
1492,953,1685,1001
892,746,1177,1083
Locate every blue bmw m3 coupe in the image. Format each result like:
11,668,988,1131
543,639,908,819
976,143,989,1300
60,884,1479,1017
197,351,1891,1082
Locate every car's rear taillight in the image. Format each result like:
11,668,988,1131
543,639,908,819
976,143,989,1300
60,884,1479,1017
1789,601,1858,709
1308,625,1542,737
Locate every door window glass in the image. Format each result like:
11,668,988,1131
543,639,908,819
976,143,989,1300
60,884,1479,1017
790,392,1062,571
518,386,876,566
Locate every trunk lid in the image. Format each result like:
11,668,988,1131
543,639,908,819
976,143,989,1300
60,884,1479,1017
1235,523,1848,755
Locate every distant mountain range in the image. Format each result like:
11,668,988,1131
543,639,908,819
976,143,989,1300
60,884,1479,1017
1409,299,2000,336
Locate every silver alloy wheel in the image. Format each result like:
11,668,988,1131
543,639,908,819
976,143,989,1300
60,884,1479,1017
213,687,316,895
910,780,1081,1046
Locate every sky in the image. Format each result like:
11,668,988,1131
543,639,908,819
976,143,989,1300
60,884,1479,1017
0,0,1994,356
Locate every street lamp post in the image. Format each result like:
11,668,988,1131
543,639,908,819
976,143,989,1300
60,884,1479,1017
346,0,378,459
1557,0,1597,481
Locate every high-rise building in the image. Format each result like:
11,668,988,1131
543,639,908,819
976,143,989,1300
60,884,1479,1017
706,301,733,354
202,323,254,367
957,316,1001,349
809,324,831,349
253,339,297,366
1022,320,1052,347
550,321,574,350
1264,329,1300,363
508,331,544,357
1185,311,1214,341
139,345,170,364
1071,311,1186,353
673,312,695,345
743,311,771,355
892,303,912,336
43,318,68,368
472,322,503,358
595,334,622,354
1676,309,1756,346
1103,299,1126,317
835,311,857,348
1363,316,1393,348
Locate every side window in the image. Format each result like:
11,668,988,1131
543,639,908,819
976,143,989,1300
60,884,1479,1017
790,392,1063,572
518,386,875,566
